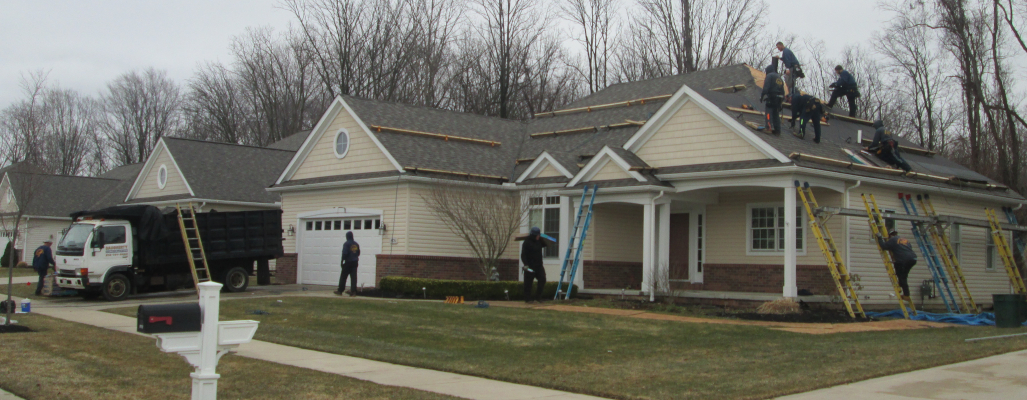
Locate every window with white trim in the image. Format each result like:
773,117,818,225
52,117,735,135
334,129,350,158
157,164,168,189
528,195,561,258
747,203,804,252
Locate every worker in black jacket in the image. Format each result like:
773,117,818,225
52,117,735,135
520,227,547,303
865,120,912,172
877,228,917,300
827,65,860,117
335,231,361,296
760,65,785,135
790,94,825,143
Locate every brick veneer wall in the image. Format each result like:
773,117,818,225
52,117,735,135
583,260,643,290
375,254,519,285
275,253,298,285
699,263,836,294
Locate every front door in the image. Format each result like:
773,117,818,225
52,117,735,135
669,214,689,282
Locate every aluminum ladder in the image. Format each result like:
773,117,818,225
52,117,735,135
918,194,978,313
175,202,212,289
861,193,916,318
986,208,1027,294
795,182,865,318
554,185,598,300
899,193,959,313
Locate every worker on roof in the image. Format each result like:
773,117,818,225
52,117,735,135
865,120,912,173
877,228,917,302
827,65,860,117
760,65,785,135
774,42,803,96
790,94,825,144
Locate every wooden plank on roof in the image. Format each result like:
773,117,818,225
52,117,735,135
404,167,506,181
529,120,648,137
726,107,830,125
370,125,501,146
533,95,673,118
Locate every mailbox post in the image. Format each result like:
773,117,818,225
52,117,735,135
138,282,259,400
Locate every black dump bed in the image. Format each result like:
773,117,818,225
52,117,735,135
71,205,284,265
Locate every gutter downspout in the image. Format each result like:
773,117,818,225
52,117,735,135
650,191,665,302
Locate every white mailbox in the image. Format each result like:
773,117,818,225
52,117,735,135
150,282,259,400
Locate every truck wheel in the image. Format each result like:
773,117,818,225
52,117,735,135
102,274,131,301
222,267,249,293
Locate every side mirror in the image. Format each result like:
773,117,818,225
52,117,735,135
91,231,106,249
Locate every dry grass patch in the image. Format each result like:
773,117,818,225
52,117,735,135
756,299,801,315
0,314,461,400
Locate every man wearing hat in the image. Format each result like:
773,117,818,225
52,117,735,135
877,228,917,300
32,239,57,296
520,227,547,303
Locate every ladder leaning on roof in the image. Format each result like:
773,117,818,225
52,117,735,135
898,193,959,314
175,202,212,290
861,193,916,319
795,182,865,318
554,185,598,300
918,194,978,313
986,208,1027,295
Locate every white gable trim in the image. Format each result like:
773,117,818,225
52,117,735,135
276,97,404,185
515,151,573,182
622,83,790,163
0,173,15,211
125,139,195,201
568,146,646,186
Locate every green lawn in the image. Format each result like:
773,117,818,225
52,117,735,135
107,298,1027,400
0,313,460,400
0,267,36,278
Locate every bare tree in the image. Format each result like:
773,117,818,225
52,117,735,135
422,182,534,280
182,62,249,144
0,71,49,169
560,0,617,93
41,88,98,175
98,68,182,165
2,168,47,326
468,0,548,118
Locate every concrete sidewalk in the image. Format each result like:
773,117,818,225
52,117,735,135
0,388,25,400
777,349,1027,399
30,302,607,400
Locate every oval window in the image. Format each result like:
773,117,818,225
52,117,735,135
334,129,350,158
157,164,168,189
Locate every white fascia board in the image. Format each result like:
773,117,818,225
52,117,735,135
163,142,196,197
515,151,573,182
658,165,1025,205
276,99,345,185
125,139,166,202
268,174,517,194
122,198,279,209
568,146,646,187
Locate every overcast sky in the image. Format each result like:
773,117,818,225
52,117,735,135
0,0,885,107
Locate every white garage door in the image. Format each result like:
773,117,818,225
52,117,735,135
299,217,382,287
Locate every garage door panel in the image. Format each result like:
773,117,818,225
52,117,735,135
300,217,381,286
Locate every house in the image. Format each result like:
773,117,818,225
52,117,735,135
265,64,1022,306
123,136,301,212
0,163,142,264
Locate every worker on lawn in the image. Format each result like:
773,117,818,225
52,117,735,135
774,42,803,96
877,228,917,302
520,227,547,303
335,231,360,297
760,65,785,135
32,239,56,296
827,65,860,117
790,93,825,144
865,120,912,173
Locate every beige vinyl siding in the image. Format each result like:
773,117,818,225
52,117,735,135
635,100,767,167
280,184,409,254
21,219,71,263
846,185,1016,305
535,163,566,178
134,149,190,199
0,178,17,213
291,109,396,181
590,159,633,181
579,203,643,263
705,188,841,266
407,184,517,259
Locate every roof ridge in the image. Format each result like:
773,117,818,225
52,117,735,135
7,171,122,182
163,136,297,153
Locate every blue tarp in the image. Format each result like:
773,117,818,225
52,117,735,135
864,310,1026,326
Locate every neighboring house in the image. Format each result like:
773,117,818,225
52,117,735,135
271,64,1023,306
0,163,142,264
123,136,300,212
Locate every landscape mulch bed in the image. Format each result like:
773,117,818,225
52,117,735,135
0,324,33,333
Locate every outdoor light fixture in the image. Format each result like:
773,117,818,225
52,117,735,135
287,225,295,236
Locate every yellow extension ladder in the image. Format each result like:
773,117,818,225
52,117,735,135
918,195,978,313
795,182,865,318
861,194,916,319
985,208,1027,295
175,203,211,288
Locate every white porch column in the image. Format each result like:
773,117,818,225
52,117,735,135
658,203,671,290
641,203,655,295
783,187,798,298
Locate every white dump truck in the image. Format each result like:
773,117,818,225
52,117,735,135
54,205,283,301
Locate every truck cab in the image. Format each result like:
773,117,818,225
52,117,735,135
55,219,134,300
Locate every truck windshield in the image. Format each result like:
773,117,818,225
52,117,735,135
57,224,94,256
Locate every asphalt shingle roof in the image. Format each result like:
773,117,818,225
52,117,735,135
267,130,313,151
160,138,297,204
7,173,124,217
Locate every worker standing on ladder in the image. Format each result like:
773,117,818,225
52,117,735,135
878,228,918,301
521,227,547,303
